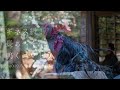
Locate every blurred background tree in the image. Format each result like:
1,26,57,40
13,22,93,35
4,11,81,78
0,11,10,79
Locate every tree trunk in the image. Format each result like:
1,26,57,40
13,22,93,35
7,11,21,21
5,11,22,78
0,11,10,79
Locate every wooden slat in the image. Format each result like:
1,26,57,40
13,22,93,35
95,11,120,16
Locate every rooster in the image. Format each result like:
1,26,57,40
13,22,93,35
42,23,103,75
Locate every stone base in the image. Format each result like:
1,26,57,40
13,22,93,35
114,75,120,79
41,71,108,79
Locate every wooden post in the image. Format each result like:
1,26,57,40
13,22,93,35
86,11,96,48
80,11,87,44
80,11,97,48
80,11,99,63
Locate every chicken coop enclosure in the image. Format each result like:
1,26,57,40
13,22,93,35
80,11,120,62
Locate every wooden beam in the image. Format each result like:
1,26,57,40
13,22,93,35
80,11,87,43
80,11,96,47
95,11,120,16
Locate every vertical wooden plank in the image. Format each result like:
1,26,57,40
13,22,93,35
94,14,99,50
81,11,96,48
80,11,87,43
80,11,95,47
86,11,93,47
91,11,96,48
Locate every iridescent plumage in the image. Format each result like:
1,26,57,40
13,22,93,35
42,23,113,79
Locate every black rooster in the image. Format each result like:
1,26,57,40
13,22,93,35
42,23,116,79
42,23,102,74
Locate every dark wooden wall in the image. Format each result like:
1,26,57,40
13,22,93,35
80,11,95,48
80,11,120,49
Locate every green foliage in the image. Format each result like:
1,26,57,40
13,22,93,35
21,36,50,60
6,11,81,60
4,11,21,27
6,20,19,27
34,11,81,41
6,29,17,40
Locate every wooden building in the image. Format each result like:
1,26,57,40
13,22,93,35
80,11,120,61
